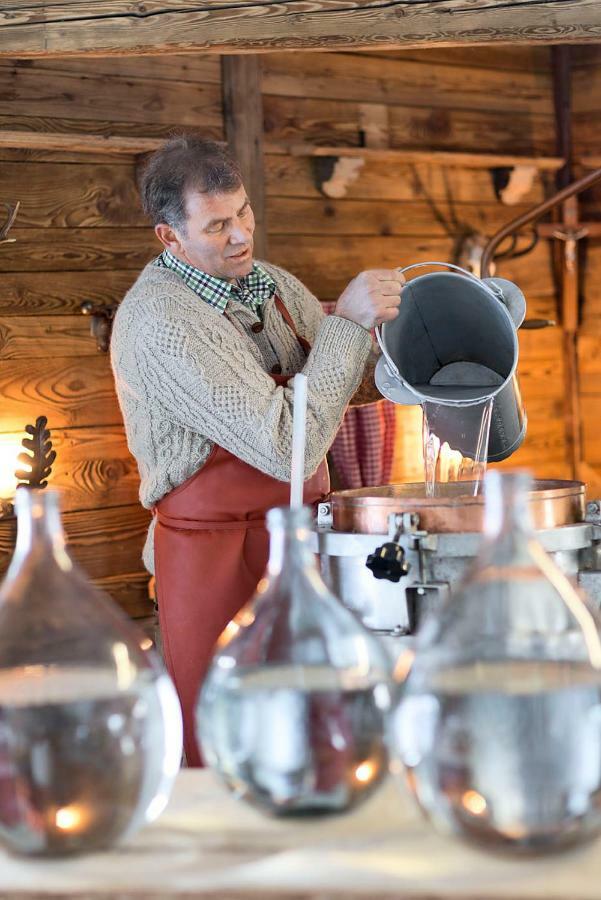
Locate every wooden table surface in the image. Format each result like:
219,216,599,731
1,769,600,899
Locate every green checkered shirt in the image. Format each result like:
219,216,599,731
155,249,276,315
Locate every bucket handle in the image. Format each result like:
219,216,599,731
374,261,498,381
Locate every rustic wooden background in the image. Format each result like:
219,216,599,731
0,45,592,620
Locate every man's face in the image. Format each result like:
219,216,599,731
157,184,255,280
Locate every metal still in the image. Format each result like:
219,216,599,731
312,480,601,645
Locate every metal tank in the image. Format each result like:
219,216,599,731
311,481,601,645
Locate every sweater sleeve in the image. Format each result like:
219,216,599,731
140,308,371,481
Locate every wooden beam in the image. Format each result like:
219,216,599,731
269,144,565,170
0,1,599,57
221,56,267,259
0,130,164,155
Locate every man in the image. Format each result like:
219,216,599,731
111,135,404,765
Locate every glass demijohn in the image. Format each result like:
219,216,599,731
197,505,392,816
0,489,183,856
390,470,601,855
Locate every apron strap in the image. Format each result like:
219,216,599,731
274,295,312,356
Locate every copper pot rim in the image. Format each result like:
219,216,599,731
329,480,586,509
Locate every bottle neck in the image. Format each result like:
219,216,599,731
12,489,70,570
266,507,317,579
481,471,534,553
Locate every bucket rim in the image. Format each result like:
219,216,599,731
378,270,520,407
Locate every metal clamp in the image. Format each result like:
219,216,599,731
406,582,450,633
317,501,333,529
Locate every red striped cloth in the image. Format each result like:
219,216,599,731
322,302,397,489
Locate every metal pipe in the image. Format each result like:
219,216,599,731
480,167,601,278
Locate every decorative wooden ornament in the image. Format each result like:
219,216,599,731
15,417,56,491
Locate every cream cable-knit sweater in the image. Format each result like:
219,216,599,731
110,260,372,573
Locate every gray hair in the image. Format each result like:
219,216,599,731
139,134,242,234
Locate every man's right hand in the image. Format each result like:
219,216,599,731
334,269,405,330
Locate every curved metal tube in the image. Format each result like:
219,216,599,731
481,167,601,278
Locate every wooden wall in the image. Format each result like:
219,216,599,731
573,47,601,497
262,47,568,482
0,45,571,616
0,56,223,617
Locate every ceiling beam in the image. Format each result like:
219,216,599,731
0,1,600,58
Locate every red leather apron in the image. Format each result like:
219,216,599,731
154,297,330,766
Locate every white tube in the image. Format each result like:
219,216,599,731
290,373,308,509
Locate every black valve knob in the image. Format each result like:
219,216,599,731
366,542,410,583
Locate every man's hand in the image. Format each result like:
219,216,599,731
334,269,405,330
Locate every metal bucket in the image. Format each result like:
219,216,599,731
375,262,527,462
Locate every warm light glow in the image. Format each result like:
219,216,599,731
0,434,25,500
462,789,488,816
354,760,378,784
112,641,137,690
140,638,153,651
393,649,415,684
55,805,84,831
216,608,255,648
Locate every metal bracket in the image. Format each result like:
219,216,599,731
80,301,119,352
586,500,601,526
406,582,450,633
317,501,333,529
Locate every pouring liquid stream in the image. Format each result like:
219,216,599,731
422,396,494,498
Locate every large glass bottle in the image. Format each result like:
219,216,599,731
197,505,392,816
0,489,182,856
390,470,601,855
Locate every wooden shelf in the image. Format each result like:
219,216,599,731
579,156,601,170
0,130,164,155
266,142,566,171
0,130,566,172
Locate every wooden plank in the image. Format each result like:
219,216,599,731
222,56,267,258
268,235,557,300
0,503,150,581
0,130,165,156
578,334,601,393
0,424,140,513
582,396,601,464
573,113,601,157
578,242,601,329
263,96,556,156
571,45,601,67
359,46,552,72
0,114,222,144
0,0,598,57
0,227,159,271
0,147,145,165
264,154,548,203
266,197,537,238
0,65,223,127
0,315,97,358
261,51,554,114
0,129,562,169
0,55,221,84
0,161,144,227
0,270,136,316
43,425,141,513
573,64,601,114
93,572,154,620
0,356,121,430
269,142,563,170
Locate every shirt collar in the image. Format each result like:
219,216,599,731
155,249,276,315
